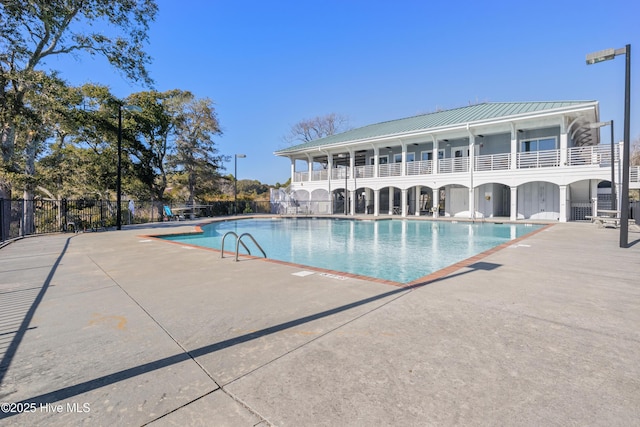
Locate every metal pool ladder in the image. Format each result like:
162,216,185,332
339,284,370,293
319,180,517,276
221,231,267,261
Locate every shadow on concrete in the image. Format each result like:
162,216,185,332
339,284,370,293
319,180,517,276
0,261,500,419
0,236,75,385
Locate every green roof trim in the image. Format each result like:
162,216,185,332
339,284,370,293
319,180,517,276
275,101,596,155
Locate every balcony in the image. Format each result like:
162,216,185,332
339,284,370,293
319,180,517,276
438,157,469,174
311,169,328,180
474,153,511,171
292,146,621,183
355,164,375,178
331,167,348,180
568,145,615,166
517,149,560,168
406,160,433,175
379,163,402,177
294,171,309,182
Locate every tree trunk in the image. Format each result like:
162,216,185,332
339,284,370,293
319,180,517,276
21,134,38,235
188,170,196,219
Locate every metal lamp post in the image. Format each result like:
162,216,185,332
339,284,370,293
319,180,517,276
117,104,142,230
589,120,617,211
586,44,631,248
234,154,246,215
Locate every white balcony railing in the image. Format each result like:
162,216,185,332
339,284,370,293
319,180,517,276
631,166,640,183
291,147,627,182
379,163,402,177
354,164,375,178
568,145,617,166
439,157,469,174
517,149,560,168
406,160,433,175
294,171,309,182
311,169,328,181
474,153,511,171
331,167,349,180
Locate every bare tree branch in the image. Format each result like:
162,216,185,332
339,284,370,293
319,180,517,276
283,113,351,145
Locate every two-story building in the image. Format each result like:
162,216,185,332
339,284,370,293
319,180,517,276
274,101,633,221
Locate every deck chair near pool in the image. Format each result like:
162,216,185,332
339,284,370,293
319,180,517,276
163,205,184,221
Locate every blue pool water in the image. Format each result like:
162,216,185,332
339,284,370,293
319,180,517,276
159,218,542,283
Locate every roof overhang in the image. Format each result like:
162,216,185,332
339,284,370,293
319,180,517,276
274,101,599,157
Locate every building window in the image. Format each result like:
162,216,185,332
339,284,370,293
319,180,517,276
520,137,556,152
453,148,469,158
421,150,444,160
371,155,389,165
393,153,416,163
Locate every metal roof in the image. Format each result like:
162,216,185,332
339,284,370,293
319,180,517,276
275,101,597,155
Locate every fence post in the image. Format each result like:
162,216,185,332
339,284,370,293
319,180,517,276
0,199,7,242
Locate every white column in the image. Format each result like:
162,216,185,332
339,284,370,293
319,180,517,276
510,127,518,170
389,187,394,215
401,189,408,217
469,136,475,219
590,179,599,218
432,187,439,218
326,155,332,211
374,189,380,216
401,144,407,176
560,119,568,167
350,189,355,216
349,154,355,179
373,146,379,178
616,141,622,212
559,185,568,222
307,157,313,181
415,186,421,216
290,158,295,182
432,137,439,174
510,186,518,221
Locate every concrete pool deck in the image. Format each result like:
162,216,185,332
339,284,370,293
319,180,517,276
0,218,639,426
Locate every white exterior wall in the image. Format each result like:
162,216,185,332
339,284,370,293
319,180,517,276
276,102,614,221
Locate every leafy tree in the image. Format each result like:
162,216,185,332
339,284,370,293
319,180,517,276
283,113,350,145
167,96,225,205
631,136,640,166
125,90,191,203
237,179,270,196
0,0,157,199
33,81,104,199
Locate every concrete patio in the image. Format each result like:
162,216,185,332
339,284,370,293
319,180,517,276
0,219,638,426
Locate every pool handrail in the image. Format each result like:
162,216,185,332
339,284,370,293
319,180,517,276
235,233,267,261
221,231,251,258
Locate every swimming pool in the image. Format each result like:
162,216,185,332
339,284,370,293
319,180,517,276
159,218,543,284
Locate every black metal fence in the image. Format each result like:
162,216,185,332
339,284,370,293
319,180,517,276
2,198,638,243
0,199,273,242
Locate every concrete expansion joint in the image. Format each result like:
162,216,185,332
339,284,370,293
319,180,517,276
218,387,274,426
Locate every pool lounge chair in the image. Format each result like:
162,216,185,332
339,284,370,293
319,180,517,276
163,205,184,221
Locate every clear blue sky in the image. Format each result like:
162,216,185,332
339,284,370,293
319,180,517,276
48,0,639,185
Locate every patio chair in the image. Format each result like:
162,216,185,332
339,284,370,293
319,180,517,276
163,205,184,221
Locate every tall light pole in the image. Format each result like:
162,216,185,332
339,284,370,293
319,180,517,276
117,104,142,230
234,154,246,215
589,120,616,211
586,44,631,248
